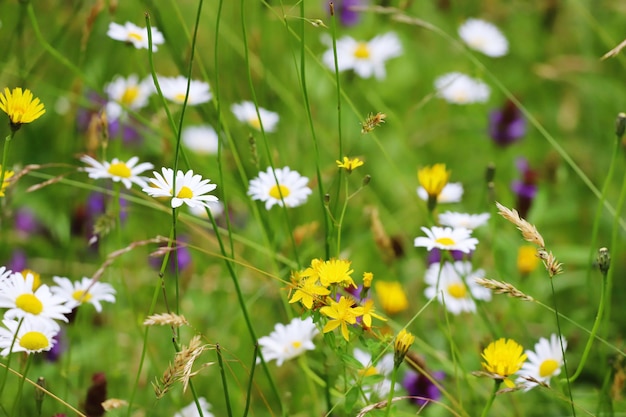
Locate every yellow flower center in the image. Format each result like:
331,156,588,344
539,359,559,378
19,331,49,351
359,366,378,377
269,184,290,200
291,341,302,349
248,117,261,130
15,294,43,315
447,282,467,299
435,237,455,246
72,289,93,303
453,91,468,103
354,42,370,59
128,32,144,42
121,86,140,106
177,186,194,199
107,162,132,178
174,93,187,103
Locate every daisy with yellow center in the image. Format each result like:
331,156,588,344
434,72,490,105
320,296,364,341
257,317,319,366
353,348,395,399
516,334,567,391
80,155,154,189
0,87,45,128
481,338,527,387
157,75,212,105
104,75,154,121
107,21,165,51
424,261,491,315
0,316,59,356
248,166,312,210
20,269,41,290
336,156,364,173
322,32,403,80
142,167,219,209
51,276,116,313
231,101,279,132
0,271,71,329
374,281,409,315
458,18,508,58
414,226,479,254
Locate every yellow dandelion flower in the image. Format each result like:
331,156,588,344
394,329,415,366
375,280,409,315
362,272,373,289
0,87,45,128
336,156,364,173
318,259,355,288
418,163,450,211
0,167,14,197
481,338,527,387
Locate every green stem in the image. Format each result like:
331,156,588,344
384,365,399,417
549,278,575,416
0,318,23,398
216,343,233,417
0,132,15,195
480,380,501,417
242,343,258,417
11,354,32,417
335,176,350,256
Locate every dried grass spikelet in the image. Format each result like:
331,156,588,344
367,206,395,263
537,248,564,278
101,398,128,411
474,278,534,302
361,112,386,134
153,335,210,399
143,313,189,327
495,202,545,248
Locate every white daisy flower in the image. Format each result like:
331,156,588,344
0,266,13,282
353,348,396,399
158,75,212,105
438,211,490,229
0,272,72,329
174,397,215,417
417,182,463,203
322,32,403,80
142,167,219,209
231,101,279,132
248,166,312,210
258,317,319,366
414,226,479,253
80,155,154,189
104,74,154,121
106,22,164,51
458,18,508,57
182,125,219,155
50,277,116,313
424,261,491,315
0,316,59,356
434,72,490,104
517,334,567,391
188,201,224,219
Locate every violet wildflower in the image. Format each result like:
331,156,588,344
7,250,27,272
426,248,468,265
329,0,364,27
511,157,538,219
488,99,526,146
14,208,41,236
402,369,444,407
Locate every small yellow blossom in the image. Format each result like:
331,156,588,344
336,157,364,173
0,87,45,128
360,299,386,328
320,296,364,341
481,338,527,387
289,277,330,309
418,164,450,198
375,281,409,315
0,167,14,197
394,329,415,367
318,259,355,288
517,245,539,275
362,272,373,289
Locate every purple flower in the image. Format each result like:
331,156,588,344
327,0,365,27
488,99,526,146
403,370,444,407
7,250,27,272
46,328,66,362
427,248,468,265
511,157,538,219
149,236,193,273
14,208,41,236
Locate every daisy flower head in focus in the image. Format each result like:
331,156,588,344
438,211,490,230
51,276,116,313
414,226,478,253
182,125,219,155
104,74,154,121
142,168,219,209
417,182,463,204
434,72,490,104
0,87,45,129
322,32,402,80
0,271,72,328
80,155,154,189
231,101,279,132
107,22,165,51
353,348,396,399
516,334,567,391
173,397,215,417
0,316,59,356
424,261,491,315
458,18,508,57
158,75,212,105
258,317,319,366
248,166,312,210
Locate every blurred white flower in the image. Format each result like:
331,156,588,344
438,211,490,229
414,226,478,253
353,348,396,399
258,317,319,366
418,182,463,203
322,32,402,80
434,72,490,104
51,276,116,313
104,74,153,121
107,22,164,51
0,316,59,356
458,18,508,57
231,101,279,132
182,125,219,154
173,397,215,417
158,76,211,105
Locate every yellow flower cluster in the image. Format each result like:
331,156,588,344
289,258,386,341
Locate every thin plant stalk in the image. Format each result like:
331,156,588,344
11,354,32,417
384,366,399,417
216,344,233,417
480,380,501,417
